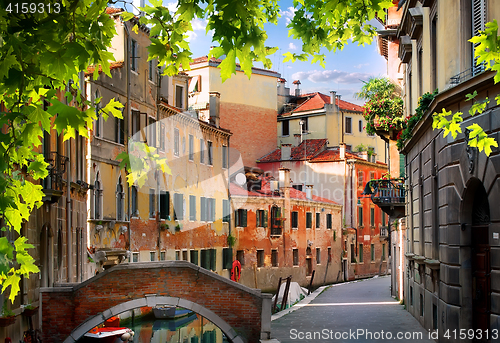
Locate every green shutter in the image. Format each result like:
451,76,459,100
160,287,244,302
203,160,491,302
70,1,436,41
235,210,239,227
256,211,260,227
242,210,247,227
264,210,268,228
210,249,216,271
399,154,405,178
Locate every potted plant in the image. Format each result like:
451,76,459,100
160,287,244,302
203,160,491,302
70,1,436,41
0,300,16,327
22,301,38,317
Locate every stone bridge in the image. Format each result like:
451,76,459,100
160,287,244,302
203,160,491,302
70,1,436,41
40,261,272,343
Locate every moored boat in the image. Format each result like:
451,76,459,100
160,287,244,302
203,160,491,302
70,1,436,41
83,325,134,342
152,306,194,319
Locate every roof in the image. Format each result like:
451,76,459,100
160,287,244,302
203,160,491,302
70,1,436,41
258,139,328,162
310,149,364,162
279,92,363,116
230,179,339,205
190,56,281,77
85,61,124,76
106,7,124,14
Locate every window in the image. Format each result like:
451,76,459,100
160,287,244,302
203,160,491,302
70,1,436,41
257,250,264,267
223,248,232,269
148,117,156,147
160,191,170,220
222,145,228,169
358,119,363,132
270,206,282,235
149,59,154,81
382,244,386,261
300,117,308,133
291,211,298,229
116,178,125,221
359,244,363,263
190,250,199,265
358,206,363,227
75,134,85,182
175,250,180,260
237,250,245,265
150,251,156,261
189,195,196,221
328,247,332,263
346,144,352,152
306,212,312,229
316,248,321,264
326,213,332,229
315,213,320,229
132,110,141,139
371,244,375,261
132,252,139,262
94,91,102,138
174,128,179,156
282,120,289,136
174,193,184,220
94,176,102,219
256,209,268,228
235,209,247,227
160,122,165,150
292,184,303,191
345,117,352,134
209,249,216,271
271,250,278,267
131,39,137,71
358,171,364,188
175,85,184,109
182,250,188,261
207,141,213,165
200,139,205,163
160,251,166,261
207,198,215,222
293,249,299,266
131,186,138,216
116,115,124,145
149,189,155,218
189,135,194,161
223,199,230,223
369,171,375,180
370,207,375,227
350,244,355,263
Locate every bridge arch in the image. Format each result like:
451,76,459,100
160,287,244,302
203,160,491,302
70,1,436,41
64,295,244,343
41,261,272,343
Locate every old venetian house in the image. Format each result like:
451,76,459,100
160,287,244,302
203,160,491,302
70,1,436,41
393,0,500,340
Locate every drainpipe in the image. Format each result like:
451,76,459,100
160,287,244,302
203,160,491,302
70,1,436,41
65,82,73,283
124,18,132,261
347,159,357,255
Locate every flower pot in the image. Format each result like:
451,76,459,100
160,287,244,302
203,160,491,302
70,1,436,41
0,316,16,327
23,307,38,317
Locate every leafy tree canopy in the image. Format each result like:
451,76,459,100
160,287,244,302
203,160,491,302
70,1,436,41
0,0,396,301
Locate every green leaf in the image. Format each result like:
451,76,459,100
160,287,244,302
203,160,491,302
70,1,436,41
465,91,478,101
121,12,135,21
2,272,21,303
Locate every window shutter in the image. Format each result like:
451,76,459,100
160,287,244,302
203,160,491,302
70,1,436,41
200,197,206,221
235,210,239,227
264,210,268,228
242,210,247,227
472,0,487,75
210,249,216,271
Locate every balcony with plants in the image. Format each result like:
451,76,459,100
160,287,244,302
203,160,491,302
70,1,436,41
362,173,406,219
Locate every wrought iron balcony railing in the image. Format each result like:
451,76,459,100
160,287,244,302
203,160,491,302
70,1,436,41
43,151,69,191
380,226,388,239
363,178,406,205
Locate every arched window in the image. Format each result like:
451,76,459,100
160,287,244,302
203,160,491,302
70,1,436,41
94,173,102,219
116,176,125,221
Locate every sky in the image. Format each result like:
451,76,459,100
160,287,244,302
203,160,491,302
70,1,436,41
130,0,389,106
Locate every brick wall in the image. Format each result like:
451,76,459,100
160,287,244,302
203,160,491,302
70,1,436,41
41,261,269,343
220,102,277,168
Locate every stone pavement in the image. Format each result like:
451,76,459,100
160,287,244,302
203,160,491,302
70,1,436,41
270,276,435,342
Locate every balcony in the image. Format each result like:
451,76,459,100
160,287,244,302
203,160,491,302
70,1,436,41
42,152,69,203
363,178,406,219
380,226,388,240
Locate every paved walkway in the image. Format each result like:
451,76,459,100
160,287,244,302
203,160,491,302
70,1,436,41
270,276,435,342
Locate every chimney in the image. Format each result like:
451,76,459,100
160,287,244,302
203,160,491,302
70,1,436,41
339,143,346,160
277,78,286,96
209,92,220,128
294,134,302,146
279,168,290,189
330,91,336,105
293,80,301,96
281,143,292,160
306,185,313,200
337,94,342,103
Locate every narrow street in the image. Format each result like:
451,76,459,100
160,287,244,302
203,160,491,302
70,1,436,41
271,276,435,342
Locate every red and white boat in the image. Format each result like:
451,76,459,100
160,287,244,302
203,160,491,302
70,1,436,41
83,317,134,343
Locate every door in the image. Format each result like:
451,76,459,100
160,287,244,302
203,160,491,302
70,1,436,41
472,224,490,340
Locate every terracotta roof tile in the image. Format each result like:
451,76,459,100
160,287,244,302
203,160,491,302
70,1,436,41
85,61,124,76
106,7,124,14
258,138,328,162
279,92,363,116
